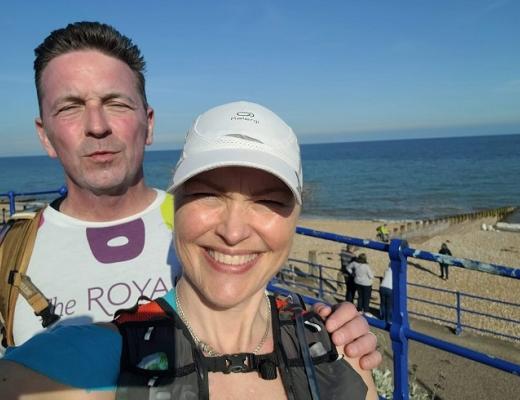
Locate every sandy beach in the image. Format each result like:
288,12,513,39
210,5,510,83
290,215,520,340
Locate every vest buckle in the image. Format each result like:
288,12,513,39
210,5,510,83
223,354,251,374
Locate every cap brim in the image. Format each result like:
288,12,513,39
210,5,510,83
168,148,302,204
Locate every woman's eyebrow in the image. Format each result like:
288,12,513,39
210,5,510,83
186,177,289,197
184,177,224,191
251,187,292,197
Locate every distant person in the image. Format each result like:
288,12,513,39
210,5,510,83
376,224,389,242
379,264,393,324
438,242,453,280
340,245,357,302
0,21,381,369
347,253,375,316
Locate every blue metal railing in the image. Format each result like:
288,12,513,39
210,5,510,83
269,226,520,400
276,259,520,342
407,282,520,341
0,186,67,223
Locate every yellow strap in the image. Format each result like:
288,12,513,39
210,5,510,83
0,207,45,346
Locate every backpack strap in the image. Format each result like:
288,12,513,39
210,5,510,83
284,293,321,400
0,207,59,346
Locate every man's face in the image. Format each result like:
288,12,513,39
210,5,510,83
35,50,154,195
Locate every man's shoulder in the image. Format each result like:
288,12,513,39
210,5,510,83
39,188,171,228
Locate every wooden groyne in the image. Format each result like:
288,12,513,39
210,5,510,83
393,206,517,240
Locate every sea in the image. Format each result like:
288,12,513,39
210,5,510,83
1,134,519,222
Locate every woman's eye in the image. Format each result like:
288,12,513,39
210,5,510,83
188,192,217,198
258,199,286,207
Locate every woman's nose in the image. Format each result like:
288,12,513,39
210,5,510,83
215,202,252,246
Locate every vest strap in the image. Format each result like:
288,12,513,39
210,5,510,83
203,352,278,380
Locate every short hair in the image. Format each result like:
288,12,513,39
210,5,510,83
34,21,147,112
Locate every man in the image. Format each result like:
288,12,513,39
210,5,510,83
1,21,380,368
376,224,389,242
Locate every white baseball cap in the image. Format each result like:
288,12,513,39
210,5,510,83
168,101,303,204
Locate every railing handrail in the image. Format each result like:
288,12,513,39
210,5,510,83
295,226,520,278
0,186,67,221
286,257,520,311
278,262,520,344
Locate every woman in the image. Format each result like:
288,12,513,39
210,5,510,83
1,101,377,399
347,253,375,316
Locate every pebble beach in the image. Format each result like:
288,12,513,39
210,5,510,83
290,215,520,341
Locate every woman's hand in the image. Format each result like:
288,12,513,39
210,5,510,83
313,301,382,370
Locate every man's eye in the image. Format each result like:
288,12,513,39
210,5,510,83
107,102,131,109
58,104,79,113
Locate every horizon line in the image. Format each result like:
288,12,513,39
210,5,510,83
1,131,519,158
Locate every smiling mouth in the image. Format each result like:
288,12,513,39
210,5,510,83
207,249,260,266
86,151,118,161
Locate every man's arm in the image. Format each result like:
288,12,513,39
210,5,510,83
0,360,114,400
1,323,121,398
314,301,382,370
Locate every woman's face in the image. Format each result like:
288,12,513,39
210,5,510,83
174,166,300,308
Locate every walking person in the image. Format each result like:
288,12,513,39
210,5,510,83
438,242,452,280
340,245,357,302
379,264,393,324
347,253,375,316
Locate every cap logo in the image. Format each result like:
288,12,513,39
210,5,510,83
231,111,259,124
236,112,254,117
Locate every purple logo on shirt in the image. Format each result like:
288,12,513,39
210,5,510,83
86,219,145,263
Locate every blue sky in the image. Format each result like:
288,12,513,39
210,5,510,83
1,0,519,156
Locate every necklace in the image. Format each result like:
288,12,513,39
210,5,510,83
175,290,272,357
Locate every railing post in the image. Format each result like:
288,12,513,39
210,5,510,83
58,185,68,197
318,265,324,298
389,238,410,400
8,191,16,216
456,291,462,335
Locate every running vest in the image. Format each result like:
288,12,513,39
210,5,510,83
113,295,367,400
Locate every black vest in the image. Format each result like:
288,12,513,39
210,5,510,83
114,295,367,400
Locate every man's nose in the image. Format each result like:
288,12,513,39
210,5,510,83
84,104,111,137
215,202,252,246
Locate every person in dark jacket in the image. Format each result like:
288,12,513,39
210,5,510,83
438,242,452,280
340,245,357,302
